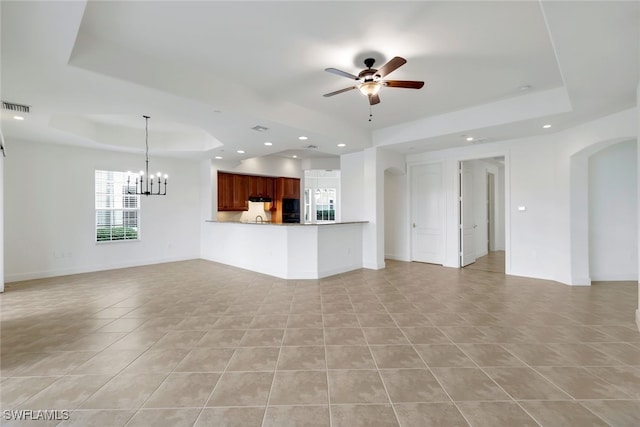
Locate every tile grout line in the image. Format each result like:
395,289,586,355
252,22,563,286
121,339,199,426
259,283,295,427
380,294,474,427
356,284,408,427
128,323,245,426
449,339,546,427
320,286,333,427
3,261,639,426
18,341,161,427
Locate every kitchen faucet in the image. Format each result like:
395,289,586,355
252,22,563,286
255,215,264,223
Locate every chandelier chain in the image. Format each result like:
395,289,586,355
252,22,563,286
126,115,168,196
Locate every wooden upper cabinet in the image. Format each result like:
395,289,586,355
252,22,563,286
265,177,276,200
218,171,248,211
282,177,300,199
249,176,272,197
217,172,234,211
218,172,298,212
233,174,249,210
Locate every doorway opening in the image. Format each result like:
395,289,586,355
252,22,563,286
459,157,505,273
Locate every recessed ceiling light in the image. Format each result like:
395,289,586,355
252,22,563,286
543,124,552,129
13,115,24,120
237,150,245,154
337,143,346,147
264,142,272,146
292,155,297,158
466,137,474,142
215,156,223,159
519,85,532,91
298,136,308,140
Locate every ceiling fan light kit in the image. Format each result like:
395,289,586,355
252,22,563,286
324,56,424,108
358,81,381,97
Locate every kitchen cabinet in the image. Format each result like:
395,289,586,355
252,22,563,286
249,176,274,198
279,177,300,199
248,176,276,211
217,172,235,211
232,174,249,210
266,178,276,197
218,172,298,213
218,171,248,211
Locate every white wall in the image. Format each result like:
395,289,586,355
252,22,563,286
340,147,405,269
565,110,638,285
301,156,340,171
0,144,4,292
588,140,638,280
384,170,409,260
371,149,406,268
201,222,363,279
636,79,640,330
496,165,506,250
5,139,202,282
406,108,637,285
340,151,365,222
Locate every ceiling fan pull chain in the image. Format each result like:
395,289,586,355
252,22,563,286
369,105,373,122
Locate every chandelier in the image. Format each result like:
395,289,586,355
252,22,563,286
127,115,168,196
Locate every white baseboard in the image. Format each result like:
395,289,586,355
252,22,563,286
5,255,200,284
385,253,410,262
318,263,363,279
569,276,592,286
590,273,639,282
363,260,386,270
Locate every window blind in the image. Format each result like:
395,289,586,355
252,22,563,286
95,170,140,241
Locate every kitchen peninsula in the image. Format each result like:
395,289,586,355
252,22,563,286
202,221,366,279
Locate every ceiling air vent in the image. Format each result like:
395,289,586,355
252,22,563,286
304,144,319,150
472,137,489,144
251,125,268,132
2,101,30,114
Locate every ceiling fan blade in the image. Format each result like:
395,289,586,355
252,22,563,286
369,93,380,105
325,68,359,80
323,86,358,97
383,80,425,89
375,56,407,78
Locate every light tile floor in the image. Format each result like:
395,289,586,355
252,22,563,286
463,251,505,274
1,259,639,426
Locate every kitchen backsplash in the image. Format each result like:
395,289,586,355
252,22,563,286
217,201,273,222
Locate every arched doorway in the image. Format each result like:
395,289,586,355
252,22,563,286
570,138,638,285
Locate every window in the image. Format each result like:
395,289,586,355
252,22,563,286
304,188,312,222
315,188,336,222
95,170,140,242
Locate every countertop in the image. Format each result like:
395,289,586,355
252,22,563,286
205,220,368,226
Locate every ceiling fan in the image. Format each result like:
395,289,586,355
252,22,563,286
323,56,424,105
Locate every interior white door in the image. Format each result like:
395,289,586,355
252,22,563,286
411,163,444,264
460,162,476,267
487,172,495,252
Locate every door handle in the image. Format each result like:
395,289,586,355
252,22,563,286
413,223,416,228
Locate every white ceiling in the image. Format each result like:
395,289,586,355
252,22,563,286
1,1,638,162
